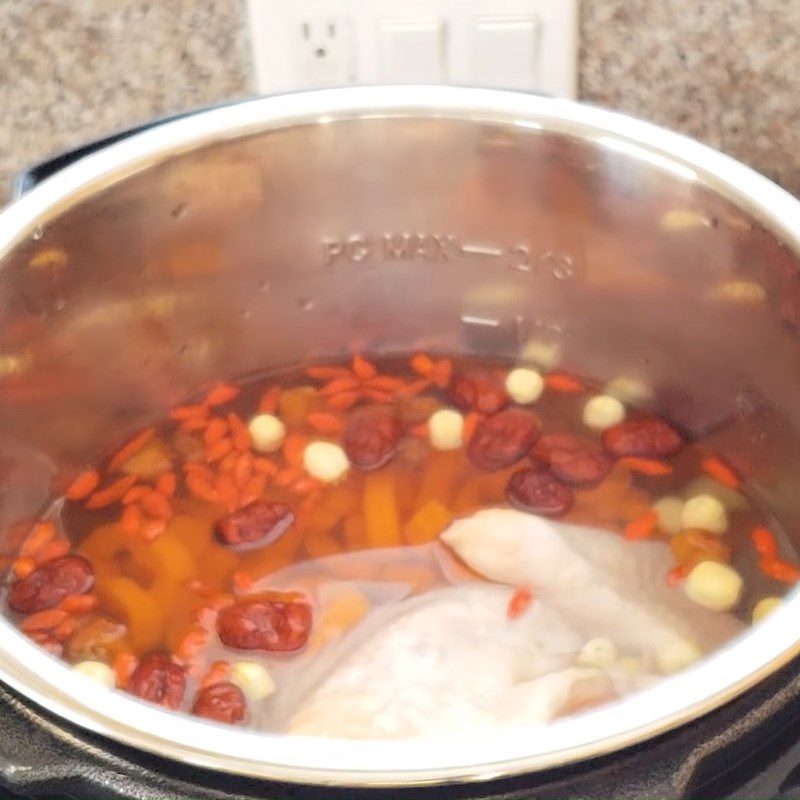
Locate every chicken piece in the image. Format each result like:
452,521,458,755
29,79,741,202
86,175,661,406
440,508,743,658
286,584,588,738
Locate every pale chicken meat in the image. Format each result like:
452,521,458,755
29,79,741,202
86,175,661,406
283,509,744,739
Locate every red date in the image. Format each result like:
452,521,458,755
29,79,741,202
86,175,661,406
449,370,509,415
213,501,294,550
217,597,312,652
468,409,540,471
128,653,185,710
8,555,93,615
192,682,246,725
343,407,403,471
601,419,682,458
533,433,611,487
507,468,573,517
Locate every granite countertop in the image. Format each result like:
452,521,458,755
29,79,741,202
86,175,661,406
1,0,798,204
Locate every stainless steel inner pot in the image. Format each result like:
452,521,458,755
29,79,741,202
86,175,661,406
1,86,800,787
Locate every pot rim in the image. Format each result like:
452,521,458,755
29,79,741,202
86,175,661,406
1,85,800,787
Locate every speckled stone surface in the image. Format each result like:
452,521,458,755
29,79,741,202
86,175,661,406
0,0,251,204
580,0,800,196
1,0,799,205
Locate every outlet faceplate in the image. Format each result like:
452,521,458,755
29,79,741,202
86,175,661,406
247,0,577,97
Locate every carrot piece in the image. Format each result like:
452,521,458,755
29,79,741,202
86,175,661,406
411,353,434,377
404,500,453,545
122,485,149,505
113,652,138,689
352,354,376,379
416,450,465,508
252,457,277,475
203,417,228,446
759,557,800,584
544,373,585,393
107,428,156,472
363,471,401,548
232,571,254,592
305,365,352,380
282,433,307,467
34,539,70,564
321,376,360,397
507,587,533,619
343,514,367,551
205,437,234,463
140,518,168,542
140,489,173,520
181,417,208,433
59,594,98,614
200,660,231,689
156,472,176,497
12,556,35,579
20,522,56,558
258,385,282,413
409,423,428,438
701,456,740,489
305,529,343,558
85,474,138,509
751,527,778,558
203,382,240,407
227,413,251,452
65,470,100,500
120,504,143,537
432,359,453,388
21,608,68,632
366,375,406,392
619,457,673,476
624,510,658,541
311,588,370,648
327,391,360,410
186,474,218,503
233,452,254,489
463,412,483,443
307,412,344,434
169,404,209,422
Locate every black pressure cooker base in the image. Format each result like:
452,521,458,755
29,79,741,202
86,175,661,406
2,654,800,800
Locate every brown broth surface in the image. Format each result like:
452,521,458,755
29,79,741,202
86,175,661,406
5,353,797,727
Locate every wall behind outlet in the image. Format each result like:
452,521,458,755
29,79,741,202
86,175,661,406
1,0,799,205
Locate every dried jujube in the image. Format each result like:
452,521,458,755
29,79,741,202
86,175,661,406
468,408,540,471
128,652,186,710
506,467,573,517
449,370,509,415
213,501,294,550
192,682,246,724
8,555,93,615
217,597,312,652
343,406,403,470
533,433,611,487
601,419,682,459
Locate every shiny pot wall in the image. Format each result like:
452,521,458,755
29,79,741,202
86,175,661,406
1,86,800,787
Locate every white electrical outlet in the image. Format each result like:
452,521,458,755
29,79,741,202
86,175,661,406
295,17,355,87
247,0,577,97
